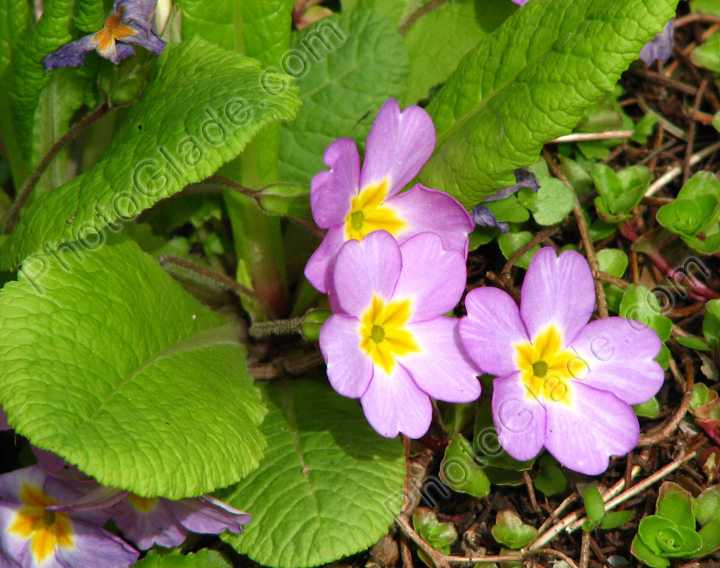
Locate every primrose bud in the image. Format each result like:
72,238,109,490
301,310,331,341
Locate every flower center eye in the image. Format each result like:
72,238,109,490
371,325,385,343
532,360,548,377
351,210,365,231
43,510,56,526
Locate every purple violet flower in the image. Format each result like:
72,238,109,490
51,486,251,550
0,466,138,567
319,230,481,438
511,0,530,5
471,168,539,233
43,0,165,71
640,20,675,66
459,247,665,475
305,99,473,300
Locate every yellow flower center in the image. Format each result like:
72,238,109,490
94,6,137,53
514,325,588,405
359,295,420,374
344,180,407,241
127,493,159,512
8,482,74,563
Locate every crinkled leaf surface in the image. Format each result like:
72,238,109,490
418,0,678,208
1,37,300,270
278,11,408,185
402,0,514,106
218,378,405,568
0,236,267,499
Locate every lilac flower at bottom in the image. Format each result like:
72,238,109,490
459,247,665,475
52,486,251,550
0,466,138,568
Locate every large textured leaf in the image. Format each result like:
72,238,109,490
0,237,267,499
402,0,514,106
133,550,231,568
418,0,678,208
10,0,73,162
0,37,300,270
278,10,409,185
218,378,406,568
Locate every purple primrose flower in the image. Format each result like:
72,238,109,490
43,0,165,71
0,466,138,568
459,247,665,475
305,99,473,299
51,486,251,550
319,230,481,439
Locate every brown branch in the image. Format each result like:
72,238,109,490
523,470,540,513
206,175,261,201
684,79,708,184
595,271,630,289
675,13,720,27
500,224,560,286
3,104,109,235
630,69,698,96
637,351,694,447
579,532,591,568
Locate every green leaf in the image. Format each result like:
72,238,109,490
691,0,720,16
417,0,677,207
696,486,720,526
597,248,629,278
443,401,477,438
533,462,567,497
439,433,491,498
705,300,720,345
73,0,105,32
631,533,671,568
656,482,697,530
0,38,300,270
694,520,720,557
491,510,537,550
0,236,267,498
218,378,406,568
497,231,540,270
278,11,408,185
413,508,458,555
593,164,651,223
517,178,574,226
633,397,661,419
9,0,73,163
559,156,593,196
655,344,671,370
402,0,514,105
468,226,500,250
485,195,530,224
584,487,605,522
674,336,712,352
691,32,720,73
600,510,632,530
132,550,232,568
619,284,673,342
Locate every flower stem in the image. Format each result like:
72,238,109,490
3,104,110,235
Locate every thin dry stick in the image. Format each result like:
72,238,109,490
646,140,720,196
400,534,414,568
548,131,634,144
443,548,578,568
398,0,453,35
158,255,276,319
523,471,540,512
579,532,591,568
573,199,609,318
395,516,451,568
500,224,560,284
595,271,630,289
637,351,695,446
3,104,110,235
684,79,708,184
529,466,642,550
675,13,720,27
535,493,577,536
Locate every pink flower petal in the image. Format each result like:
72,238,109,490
361,364,432,438
520,247,595,346
311,138,360,229
55,519,139,567
460,288,529,377
333,230,402,316
387,185,473,258
360,99,436,198
569,317,665,405
304,225,346,294
492,372,547,462
113,498,187,549
393,232,467,322
169,494,250,535
401,318,481,402
319,314,374,399
544,383,639,475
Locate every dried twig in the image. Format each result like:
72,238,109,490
646,140,720,196
523,471,540,513
548,131,634,144
684,79,708,184
579,531,591,568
